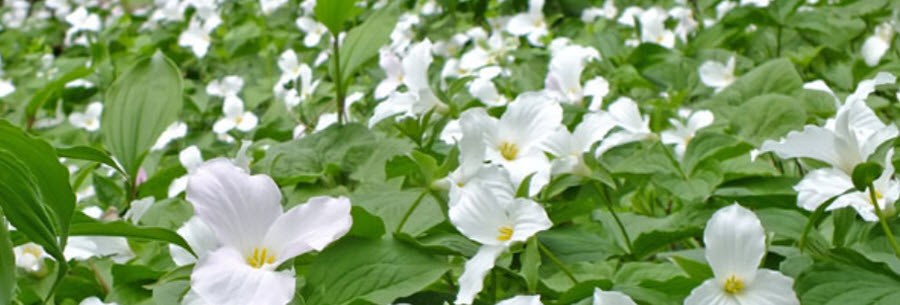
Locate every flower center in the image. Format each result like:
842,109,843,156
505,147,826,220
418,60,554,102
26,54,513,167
235,115,243,124
23,245,42,258
497,226,514,241
247,247,276,269
871,190,884,205
498,141,519,161
724,275,744,294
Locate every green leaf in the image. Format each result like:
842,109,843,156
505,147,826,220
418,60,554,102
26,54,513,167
682,131,753,174
700,59,803,111
731,94,807,146
795,249,900,305
338,5,400,85
852,162,883,192
303,238,451,305
595,208,711,258
521,237,541,293
69,214,195,256
350,179,443,236
102,51,184,179
314,0,361,35
25,66,93,120
255,123,376,185
56,145,124,175
0,121,75,255
0,214,15,305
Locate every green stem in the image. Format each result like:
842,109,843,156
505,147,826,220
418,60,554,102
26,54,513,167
868,183,900,261
598,182,634,254
331,35,345,125
538,242,578,284
395,191,428,235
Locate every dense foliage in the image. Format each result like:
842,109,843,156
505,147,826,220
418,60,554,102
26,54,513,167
2,0,900,304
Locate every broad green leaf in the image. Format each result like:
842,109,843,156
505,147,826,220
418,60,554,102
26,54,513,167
0,121,75,259
350,179,442,236
0,214,15,305
314,0,360,35
595,208,711,258
69,214,195,256
788,10,866,51
303,238,451,305
255,123,376,185
338,5,400,85
521,237,541,293
56,145,124,175
714,176,800,208
731,94,807,146
795,248,900,305
682,131,753,174
102,51,184,179
700,59,803,111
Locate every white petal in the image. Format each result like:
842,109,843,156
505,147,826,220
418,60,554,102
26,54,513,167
508,198,552,243
592,288,638,305
684,279,740,305
704,204,766,284
862,36,889,67
699,60,733,89
687,110,714,131
262,196,352,264
191,247,295,305
186,159,283,252
498,92,563,152
759,126,854,173
236,112,258,131
369,92,416,127
736,269,800,305
793,168,854,211
449,183,515,246
212,118,236,134
498,295,543,305
171,216,220,266
803,80,841,107
454,245,506,305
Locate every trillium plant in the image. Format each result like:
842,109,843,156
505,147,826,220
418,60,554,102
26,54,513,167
4,0,900,305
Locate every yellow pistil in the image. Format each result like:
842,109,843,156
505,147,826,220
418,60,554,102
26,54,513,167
498,141,519,161
724,275,744,294
22,245,42,258
247,247,276,269
871,189,884,205
497,226,514,241
235,116,244,124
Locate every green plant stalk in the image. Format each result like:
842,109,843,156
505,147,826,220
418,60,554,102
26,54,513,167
597,181,634,254
332,35,345,125
868,182,900,261
395,191,428,234
538,241,578,284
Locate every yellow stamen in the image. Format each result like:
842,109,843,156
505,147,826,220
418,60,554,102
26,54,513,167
724,275,744,294
247,247,276,269
22,245,42,258
497,226,514,241
235,116,243,124
498,142,519,161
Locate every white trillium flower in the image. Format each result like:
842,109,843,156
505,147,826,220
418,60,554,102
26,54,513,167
581,0,618,23
207,75,244,98
152,121,188,151
462,92,563,195
544,113,615,176
375,48,405,99
740,0,770,7
69,101,103,131
370,39,446,127
65,236,134,263
618,6,644,27
506,0,549,46
861,23,894,67
669,7,698,43
123,197,155,224
389,13,421,52
0,55,14,98
761,73,898,174
544,44,601,104
213,95,258,134
661,109,714,158
274,50,319,108
794,150,899,222
450,181,552,304
169,145,205,197
295,16,328,47
179,17,219,58
699,56,736,92
498,295,543,305
684,204,799,305
65,6,101,46
186,159,352,305
638,7,676,48
14,243,48,272
592,288,637,305
595,97,654,156
259,0,288,15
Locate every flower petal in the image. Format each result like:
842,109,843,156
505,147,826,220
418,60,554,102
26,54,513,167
736,269,800,305
191,247,295,305
684,279,740,305
592,288,638,305
186,159,283,252
262,196,352,263
455,245,506,305
704,204,766,284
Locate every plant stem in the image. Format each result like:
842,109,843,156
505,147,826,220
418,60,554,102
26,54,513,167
597,182,634,254
331,35,345,125
538,241,578,284
395,191,428,235
868,183,900,261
